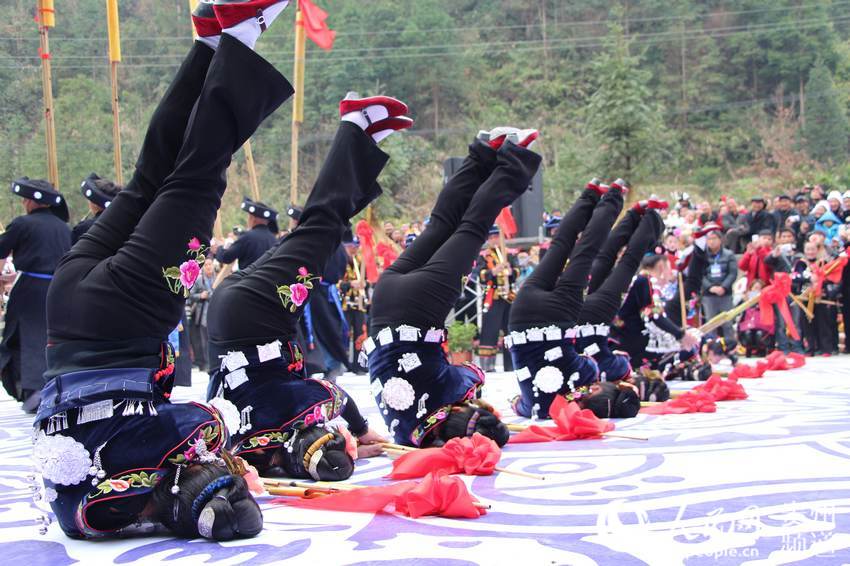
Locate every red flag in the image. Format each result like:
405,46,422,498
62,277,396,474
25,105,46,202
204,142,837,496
388,434,500,480
276,471,485,519
354,220,379,283
299,0,335,50
495,207,518,239
509,396,614,444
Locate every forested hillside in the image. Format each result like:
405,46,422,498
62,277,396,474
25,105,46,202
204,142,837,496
2,0,849,228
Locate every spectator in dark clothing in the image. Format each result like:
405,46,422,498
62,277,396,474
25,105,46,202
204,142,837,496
214,197,279,269
700,227,738,340
772,194,794,233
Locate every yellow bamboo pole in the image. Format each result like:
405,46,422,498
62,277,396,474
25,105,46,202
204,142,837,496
289,8,306,227
37,0,59,188
106,0,123,184
243,141,261,201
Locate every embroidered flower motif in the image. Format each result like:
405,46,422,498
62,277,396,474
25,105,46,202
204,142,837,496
381,377,416,411
533,366,565,394
207,397,240,438
290,283,309,306
179,260,201,290
32,431,92,486
256,437,270,447
163,238,208,297
109,479,130,492
277,267,320,312
303,404,325,428
564,385,591,403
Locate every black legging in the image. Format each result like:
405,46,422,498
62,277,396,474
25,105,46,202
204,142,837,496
578,210,662,324
509,187,624,329
208,123,388,346
369,140,541,331
46,37,293,353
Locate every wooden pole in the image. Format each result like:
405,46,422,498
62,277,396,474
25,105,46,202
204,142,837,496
37,0,59,188
243,141,261,201
106,0,123,184
289,8,306,227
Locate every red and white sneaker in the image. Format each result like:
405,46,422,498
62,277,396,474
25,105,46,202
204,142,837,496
192,0,221,38
479,127,518,150
610,178,630,194
339,93,409,121
647,196,669,210
587,178,607,197
213,0,289,43
506,128,539,149
365,116,414,143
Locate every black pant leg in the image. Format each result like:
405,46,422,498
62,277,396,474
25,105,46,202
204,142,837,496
51,37,293,344
579,210,661,324
65,43,216,264
209,123,388,345
587,208,643,295
522,188,599,293
370,143,541,330
48,43,215,343
388,140,497,276
511,189,622,328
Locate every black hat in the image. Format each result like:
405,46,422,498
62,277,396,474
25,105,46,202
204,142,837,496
287,204,303,222
241,197,279,233
79,173,119,209
11,177,69,222
757,228,774,236
750,196,766,203
778,194,791,201
488,225,500,236
794,195,810,203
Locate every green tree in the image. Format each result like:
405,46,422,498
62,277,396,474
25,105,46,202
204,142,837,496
802,59,849,165
585,27,670,180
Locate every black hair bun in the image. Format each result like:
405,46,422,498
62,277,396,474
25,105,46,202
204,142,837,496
424,404,509,448
280,424,354,482
582,382,641,419
152,463,263,541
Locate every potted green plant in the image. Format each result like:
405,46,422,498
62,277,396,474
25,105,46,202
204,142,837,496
447,320,477,364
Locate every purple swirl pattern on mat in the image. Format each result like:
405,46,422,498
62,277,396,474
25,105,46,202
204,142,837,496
1,357,849,564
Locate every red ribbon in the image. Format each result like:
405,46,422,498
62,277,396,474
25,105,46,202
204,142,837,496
810,256,847,299
508,396,614,444
276,471,485,519
692,374,748,401
639,390,717,415
729,349,806,379
764,350,806,371
375,241,398,270
354,220,379,284
388,433,500,479
758,272,799,341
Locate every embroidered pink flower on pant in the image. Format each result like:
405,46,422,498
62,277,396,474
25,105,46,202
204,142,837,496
298,266,309,277
290,283,309,307
187,237,201,251
179,260,201,290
